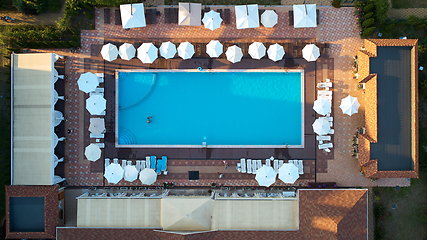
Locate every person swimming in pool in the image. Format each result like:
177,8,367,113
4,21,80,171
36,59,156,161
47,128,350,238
147,116,153,123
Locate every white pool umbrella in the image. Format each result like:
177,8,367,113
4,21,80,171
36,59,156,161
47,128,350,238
104,163,124,184
137,43,158,64
123,165,138,182
261,10,278,28
313,98,332,116
302,44,320,62
202,10,222,31
53,133,65,147
179,2,202,26
248,42,266,60
255,165,277,187
89,118,105,135
267,43,285,62
159,41,177,59
86,95,106,115
293,4,317,28
101,43,119,62
226,45,243,64
78,72,99,93
120,3,146,29
119,43,136,60
340,95,360,116
206,40,223,58
312,117,331,135
139,168,157,185
84,143,101,162
278,163,299,184
235,4,260,29
53,110,64,127
178,42,195,60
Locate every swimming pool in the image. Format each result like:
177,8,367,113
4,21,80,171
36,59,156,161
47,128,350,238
116,69,304,148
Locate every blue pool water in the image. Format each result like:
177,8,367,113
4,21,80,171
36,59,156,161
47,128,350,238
117,70,303,147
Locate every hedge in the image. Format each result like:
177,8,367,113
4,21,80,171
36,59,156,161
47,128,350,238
363,3,374,12
362,18,375,27
362,26,376,36
364,12,373,19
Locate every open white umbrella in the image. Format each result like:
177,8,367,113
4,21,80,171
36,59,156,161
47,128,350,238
119,43,136,60
206,40,223,58
278,163,299,184
123,165,138,182
235,4,260,29
104,163,124,184
86,95,106,115
302,44,320,62
84,143,101,162
179,2,202,26
53,110,64,127
312,117,331,135
137,43,158,64
248,42,266,60
53,133,65,147
261,10,278,28
89,118,105,135
340,95,360,116
267,43,285,62
78,72,99,93
139,168,157,185
202,10,222,31
255,165,277,187
159,41,177,59
101,43,119,62
313,98,332,116
293,4,317,28
120,3,146,29
226,45,243,63
178,42,195,60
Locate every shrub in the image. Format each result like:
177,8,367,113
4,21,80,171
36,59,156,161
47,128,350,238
364,12,373,19
362,18,375,27
415,23,425,30
12,0,23,12
48,0,61,11
363,3,374,12
52,41,62,48
406,15,422,25
374,0,389,23
362,26,376,36
83,11,94,20
69,41,80,48
384,23,395,31
331,0,340,8
83,3,93,11
65,0,81,16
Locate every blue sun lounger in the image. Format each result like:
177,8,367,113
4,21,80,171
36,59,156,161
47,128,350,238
150,156,156,170
156,157,162,174
160,156,167,171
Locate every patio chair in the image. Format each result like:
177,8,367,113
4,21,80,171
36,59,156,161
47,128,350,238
241,158,246,173
141,160,146,171
266,158,271,167
146,156,151,168
247,159,252,174
298,160,304,174
151,156,156,170
319,143,333,149
105,158,110,169
113,158,118,164
316,135,331,141
121,160,127,168
136,160,141,172
278,160,284,169
273,160,279,172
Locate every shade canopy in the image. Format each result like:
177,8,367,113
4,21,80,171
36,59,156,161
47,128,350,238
261,10,278,28
123,165,138,182
178,42,195,60
104,163,124,184
312,117,331,135
206,40,223,58
101,43,119,62
84,143,101,162
119,43,136,60
202,10,222,31
278,163,299,184
235,4,260,29
248,42,266,60
178,2,202,26
120,3,146,29
340,95,360,116
225,45,243,64
293,4,317,28
255,165,277,187
313,98,332,116
137,43,158,64
53,110,64,127
302,44,320,62
89,118,105,135
139,168,157,185
159,41,177,59
86,95,106,115
78,72,99,93
267,43,285,62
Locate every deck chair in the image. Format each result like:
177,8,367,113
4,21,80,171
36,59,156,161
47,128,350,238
252,160,257,174
95,73,104,83
278,160,284,169
90,133,105,138
257,160,262,170
105,158,110,169
298,160,304,174
151,156,156,170
136,160,141,172
247,159,252,174
316,135,331,141
127,160,132,166
113,158,118,164
266,158,271,167
94,143,105,148
146,156,151,168
273,160,279,172
241,158,246,173
328,129,335,134
121,160,127,168
156,158,162,174
161,156,167,172
319,143,333,149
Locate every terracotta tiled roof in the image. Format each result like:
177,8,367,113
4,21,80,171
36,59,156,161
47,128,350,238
364,74,377,142
357,134,371,167
367,39,418,47
357,50,371,81
57,228,159,240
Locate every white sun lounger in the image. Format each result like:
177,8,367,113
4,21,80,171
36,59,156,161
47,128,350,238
257,160,262,170
136,160,141,172
105,158,110,169
93,143,105,148
241,158,246,173
316,135,331,141
127,160,132,166
252,160,257,174
90,133,105,139
247,159,252,174
89,88,104,97
146,156,151,168
278,160,284,169
121,160,127,168
273,160,279,172
113,158,118,164
328,129,335,134
266,158,271,167
298,160,304,174
141,160,146,171
319,143,333,149
96,73,104,83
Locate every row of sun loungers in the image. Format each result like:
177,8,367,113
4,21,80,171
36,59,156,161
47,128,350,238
239,158,304,174
105,156,168,174
215,191,296,199
316,79,334,152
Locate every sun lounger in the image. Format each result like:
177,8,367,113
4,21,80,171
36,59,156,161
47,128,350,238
319,143,333,149
252,160,257,174
266,158,271,167
298,160,304,174
257,160,262,170
127,160,132,166
328,129,334,134
105,158,110,169
94,143,105,148
90,87,104,97
316,135,331,141
141,160,146,171
273,160,279,172
95,73,104,83
121,160,127,168
161,156,167,171
90,133,105,138
240,158,246,173
156,158,161,174
136,160,141,172
113,158,118,164
151,156,156,170
247,159,252,174
278,160,284,169
146,156,151,168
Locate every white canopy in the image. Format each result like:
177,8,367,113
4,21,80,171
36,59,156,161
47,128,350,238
104,163,124,184
178,2,201,26
267,43,285,62
86,95,106,115
226,45,243,64
278,163,299,184
261,10,278,28
293,4,317,28
53,110,64,127
202,10,222,31
89,118,105,135
78,72,99,93
137,43,158,64
119,43,136,60
248,42,266,60
178,42,195,60
101,43,119,62
235,4,260,29
312,117,331,135
302,44,320,62
340,95,360,116
313,98,332,116
159,41,177,59
139,168,157,185
84,143,101,162
255,165,277,187
53,133,65,148
120,3,146,29
206,40,223,58
123,165,138,182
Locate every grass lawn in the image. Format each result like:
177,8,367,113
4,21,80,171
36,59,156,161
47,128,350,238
392,0,427,8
